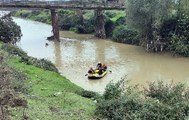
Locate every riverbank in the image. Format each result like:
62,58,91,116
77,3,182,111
12,10,133,41
0,42,96,119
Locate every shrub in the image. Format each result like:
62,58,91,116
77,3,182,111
160,14,189,56
1,43,27,58
69,27,77,32
26,58,58,73
0,16,22,43
34,12,50,23
76,19,94,34
14,10,30,18
105,18,115,37
169,34,189,56
77,90,98,99
59,11,79,30
103,80,124,100
96,80,189,120
105,11,117,18
115,16,127,26
112,25,139,45
2,44,58,73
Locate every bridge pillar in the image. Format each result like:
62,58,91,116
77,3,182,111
50,9,60,41
94,9,106,39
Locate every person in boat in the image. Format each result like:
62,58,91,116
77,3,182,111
88,67,95,74
96,62,102,70
98,67,103,75
98,63,107,75
102,63,107,71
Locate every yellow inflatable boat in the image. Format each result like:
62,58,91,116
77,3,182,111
88,69,107,79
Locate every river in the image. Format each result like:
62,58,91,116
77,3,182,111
13,17,189,93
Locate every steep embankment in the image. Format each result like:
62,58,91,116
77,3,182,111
0,42,96,120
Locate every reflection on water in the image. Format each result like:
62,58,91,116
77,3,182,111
14,17,189,93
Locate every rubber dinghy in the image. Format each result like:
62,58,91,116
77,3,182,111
88,69,107,79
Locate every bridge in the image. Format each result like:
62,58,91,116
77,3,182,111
0,0,126,41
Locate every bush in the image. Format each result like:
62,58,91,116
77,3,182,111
14,10,30,18
25,58,58,73
1,43,27,58
105,11,117,18
76,19,94,34
33,12,50,24
2,44,58,73
77,90,98,99
160,14,189,56
112,25,139,45
59,11,79,30
103,80,124,100
0,16,22,43
96,80,189,120
115,16,127,26
105,18,115,37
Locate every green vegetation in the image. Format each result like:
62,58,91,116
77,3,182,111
0,42,96,119
0,15,21,43
161,15,189,56
13,10,51,24
112,25,139,45
126,0,189,55
109,11,125,23
11,0,189,56
2,44,58,72
96,80,189,120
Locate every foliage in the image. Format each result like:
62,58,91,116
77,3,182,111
76,18,94,34
2,44,58,72
160,14,189,56
168,33,189,56
103,80,125,100
125,0,172,47
59,10,80,30
33,11,51,24
105,11,117,18
96,80,189,120
13,10,51,24
110,11,126,23
105,18,115,37
0,15,22,44
112,25,139,45
1,43,27,57
115,16,126,26
77,90,98,99
13,10,30,18
0,51,27,120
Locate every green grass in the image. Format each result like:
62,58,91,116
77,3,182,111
110,11,126,22
0,45,96,119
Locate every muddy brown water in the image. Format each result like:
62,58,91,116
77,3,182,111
13,17,189,93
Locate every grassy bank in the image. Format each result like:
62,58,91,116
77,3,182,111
0,43,96,120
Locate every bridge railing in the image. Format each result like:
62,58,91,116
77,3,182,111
0,0,125,8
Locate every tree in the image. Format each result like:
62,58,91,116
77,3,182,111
0,15,22,44
125,0,172,51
